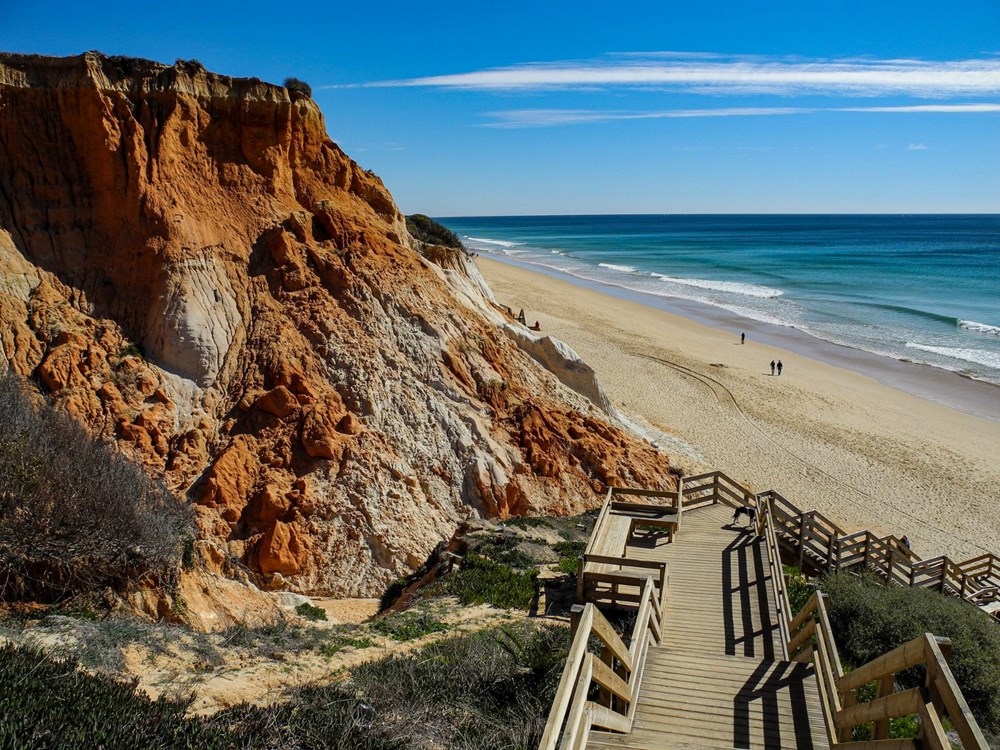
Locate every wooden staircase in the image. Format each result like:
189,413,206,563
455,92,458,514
585,502,827,750
539,472,994,750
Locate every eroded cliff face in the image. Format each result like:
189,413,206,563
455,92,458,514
0,52,675,602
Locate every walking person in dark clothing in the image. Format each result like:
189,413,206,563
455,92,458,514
741,332,745,344
777,360,783,375
770,360,775,375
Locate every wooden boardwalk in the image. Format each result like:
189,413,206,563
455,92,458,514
587,503,829,750
541,472,992,750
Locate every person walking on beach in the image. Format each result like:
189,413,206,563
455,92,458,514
741,332,745,345
777,360,783,376
770,360,776,376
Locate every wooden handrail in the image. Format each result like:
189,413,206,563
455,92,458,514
784,591,990,749
538,577,664,750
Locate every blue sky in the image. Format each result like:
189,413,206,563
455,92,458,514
4,0,1000,215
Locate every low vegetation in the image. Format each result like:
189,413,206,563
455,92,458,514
430,553,538,610
405,214,464,250
283,76,312,97
0,371,192,602
820,571,1000,737
0,622,569,749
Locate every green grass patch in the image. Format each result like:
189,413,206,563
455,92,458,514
295,602,328,621
370,610,449,641
431,553,538,610
552,540,586,575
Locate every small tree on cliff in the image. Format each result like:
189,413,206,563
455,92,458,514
283,77,312,98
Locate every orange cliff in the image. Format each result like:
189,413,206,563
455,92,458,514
0,52,676,615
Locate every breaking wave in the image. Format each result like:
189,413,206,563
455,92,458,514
651,273,783,299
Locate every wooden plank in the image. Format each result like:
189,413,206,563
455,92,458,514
915,687,950,750
591,608,633,671
833,741,917,750
836,687,921,728
839,635,926,693
560,659,594,750
588,702,630,734
540,605,595,750
925,636,990,750
590,655,632,705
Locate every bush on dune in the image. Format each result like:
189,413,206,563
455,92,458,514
821,571,1000,735
0,371,192,601
405,214,464,250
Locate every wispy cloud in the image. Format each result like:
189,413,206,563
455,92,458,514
484,107,811,127
483,103,1000,127
342,53,1000,97
907,143,929,150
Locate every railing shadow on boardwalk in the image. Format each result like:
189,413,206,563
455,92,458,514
722,525,778,661
733,660,816,750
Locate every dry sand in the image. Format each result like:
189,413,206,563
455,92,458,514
479,257,1000,562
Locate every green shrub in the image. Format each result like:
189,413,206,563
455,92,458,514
295,601,328,621
405,214,464,249
0,371,192,601
784,565,814,614
283,76,312,97
822,571,1000,733
553,540,586,575
350,623,568,747
371,609,449,641
469,533,537,569
435,553,538,609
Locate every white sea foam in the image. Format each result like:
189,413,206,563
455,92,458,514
651,273,783,299
905,343,1000,370
959,319,1000,336
597,262,637,273
465,236,524,248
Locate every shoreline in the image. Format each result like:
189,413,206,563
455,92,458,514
479,251,1000,423
477,255,1000,562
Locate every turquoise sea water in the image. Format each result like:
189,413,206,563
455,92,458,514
439,215,1000,386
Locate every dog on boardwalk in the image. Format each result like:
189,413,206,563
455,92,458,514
731,505,757,528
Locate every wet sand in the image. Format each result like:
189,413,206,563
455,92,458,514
479,257,1000,562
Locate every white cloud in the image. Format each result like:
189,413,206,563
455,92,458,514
907,143,929,150
483,103,1000,127
348,53,1000,97
484,107,812,128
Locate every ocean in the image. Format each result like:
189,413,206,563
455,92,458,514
438,215,1000,387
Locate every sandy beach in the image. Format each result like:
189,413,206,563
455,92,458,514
478,257,1000,562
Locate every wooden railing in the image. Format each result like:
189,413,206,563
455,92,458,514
755,486,999,621
576,485,677,610
755,495,792,656
538,576,664,750
787,592,990,750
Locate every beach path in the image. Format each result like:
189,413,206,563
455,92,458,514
586,503,829,750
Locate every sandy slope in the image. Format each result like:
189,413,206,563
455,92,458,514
479,258,1000,562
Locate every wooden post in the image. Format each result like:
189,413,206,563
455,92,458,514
798,513,808,568
839,688,857,742
570,604,586,638
872,674,895,739
598,645,612,708
886,545,895,585
576,557,586,604
827,532,836,573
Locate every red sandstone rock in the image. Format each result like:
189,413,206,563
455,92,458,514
255,386,299,418
0,52,676,605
